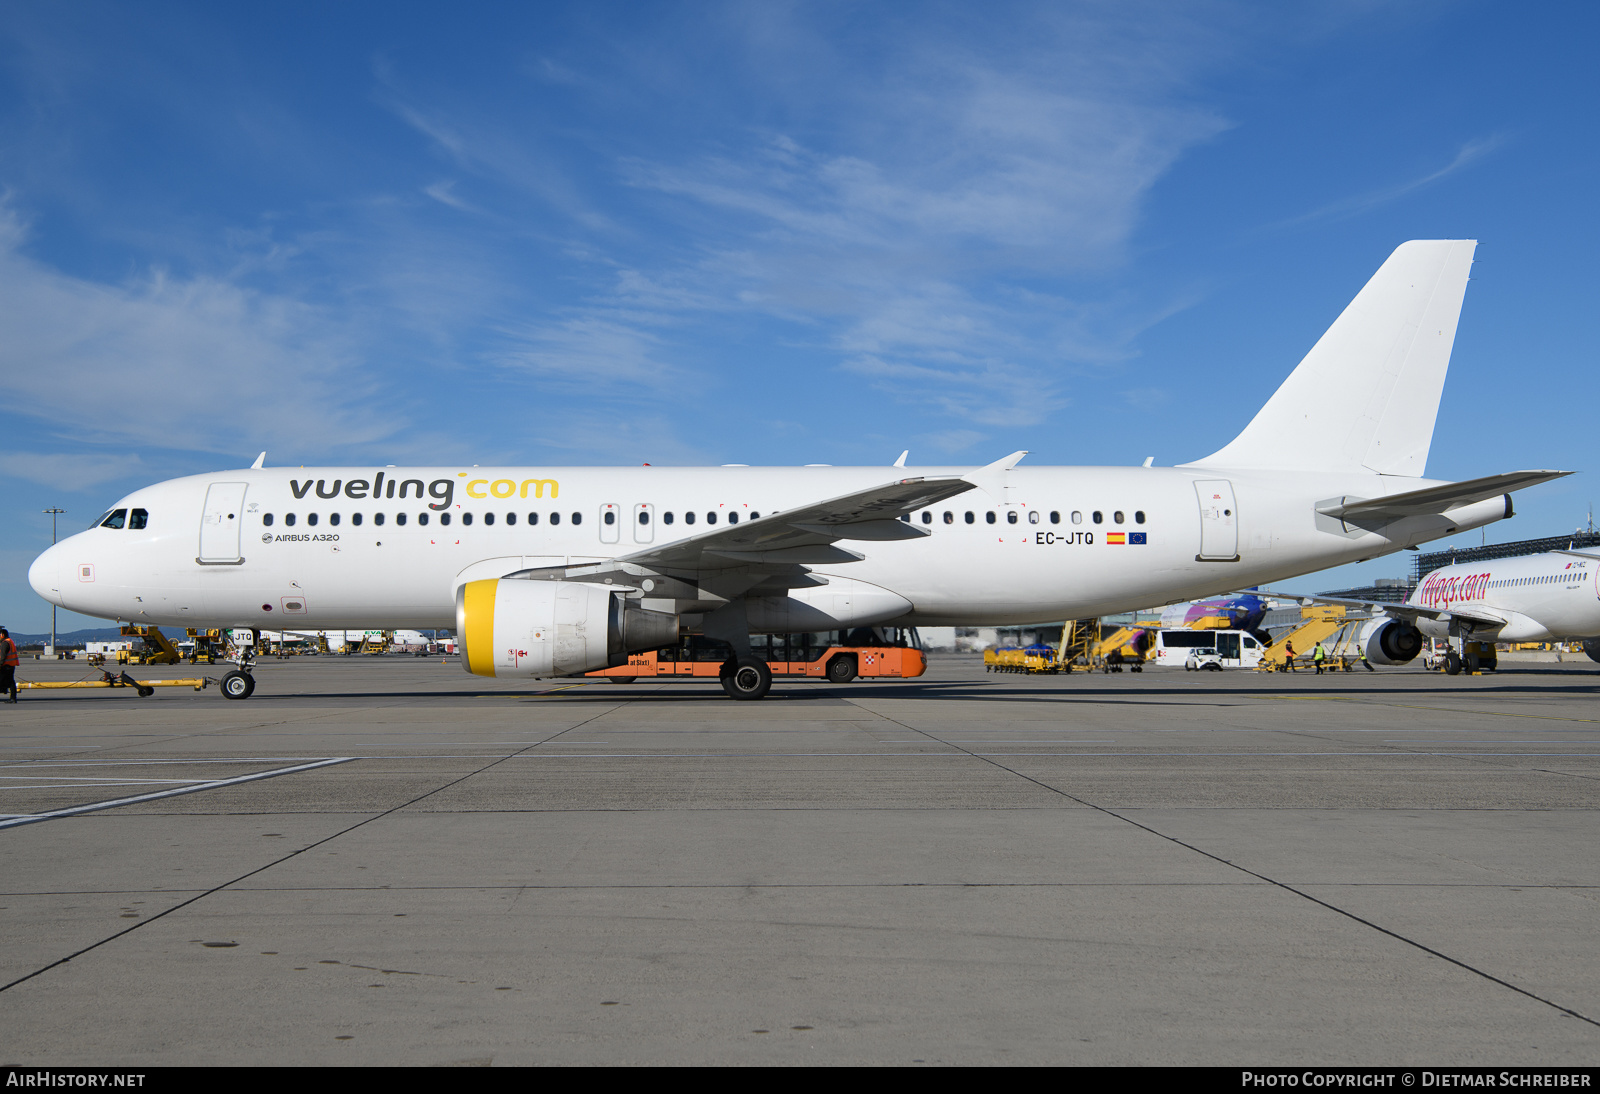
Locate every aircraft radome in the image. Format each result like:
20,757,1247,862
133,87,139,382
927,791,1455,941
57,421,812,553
29,240,1569,700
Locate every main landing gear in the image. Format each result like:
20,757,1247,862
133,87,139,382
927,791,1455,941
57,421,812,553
719,657,772,701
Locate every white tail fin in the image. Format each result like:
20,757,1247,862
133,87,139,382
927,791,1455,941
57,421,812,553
1187,240,1476,476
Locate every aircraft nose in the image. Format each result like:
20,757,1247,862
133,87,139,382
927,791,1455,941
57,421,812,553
28,542,65,606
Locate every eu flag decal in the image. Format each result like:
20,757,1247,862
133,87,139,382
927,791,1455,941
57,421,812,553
1129,532,1147,545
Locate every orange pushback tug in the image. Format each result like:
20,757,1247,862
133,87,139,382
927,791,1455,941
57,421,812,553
587,632,926,684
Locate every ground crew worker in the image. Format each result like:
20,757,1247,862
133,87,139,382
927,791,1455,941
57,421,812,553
0,627,19,703
1282,640,1297,672
1357,648,1373,672
1313,642,1327,674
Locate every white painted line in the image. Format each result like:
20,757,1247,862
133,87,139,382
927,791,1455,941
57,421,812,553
0,757,355,831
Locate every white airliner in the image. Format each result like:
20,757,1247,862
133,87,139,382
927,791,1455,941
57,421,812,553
27,240,1570,700
1323,550,1600,675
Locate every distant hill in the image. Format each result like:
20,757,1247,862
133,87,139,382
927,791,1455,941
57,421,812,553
9,627,136,648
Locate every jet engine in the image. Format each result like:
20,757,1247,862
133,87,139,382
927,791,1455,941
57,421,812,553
1357,616,1423,666
456,578,678,678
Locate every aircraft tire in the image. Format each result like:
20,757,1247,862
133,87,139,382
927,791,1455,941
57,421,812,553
607,677,637,685
720,658,771,700
221,671,256,700
1444,652,1462,676
826,654,858,684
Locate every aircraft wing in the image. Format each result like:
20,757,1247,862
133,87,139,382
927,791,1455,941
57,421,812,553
1267,591,1510,631
617,474,976,575
1316,470,1570,522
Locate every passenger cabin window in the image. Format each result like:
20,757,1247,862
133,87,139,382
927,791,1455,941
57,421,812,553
528,513,539,525
1028,511,1039,524
101,509,127,529
461,513,472,526
1050,511,1060,524
965,511,975,524
1135,511,1146,524
638,511,649,525
1007,512,1018,524
684,512,694,525
285,514,297,527
505,513,515,525
663,512,674,525
396,513,406,526
1092,511,1103,524
1072,511,1083,524
352,513,363,526
604,511,615,525
263,513,275,527
1114,511,1124,524
307,513,318,527
728,513,739,524
705,512,716,525
985,511,996,524
943,511,954,524
551,513,560,525
921,511,932,524
482,513,493,526
129,509,149,530
374,513,385,526
329,513,340,526
572,513,582,526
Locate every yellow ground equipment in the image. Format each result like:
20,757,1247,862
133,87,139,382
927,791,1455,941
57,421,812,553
121,624,182,665
1256,605,1348,671
185,629,225,664
1089,626,1151,671
20,671,211,697
984,645,1068,673
1059,618,1096,668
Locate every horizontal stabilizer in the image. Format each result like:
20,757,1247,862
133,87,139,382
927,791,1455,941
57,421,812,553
1317,470,1570,522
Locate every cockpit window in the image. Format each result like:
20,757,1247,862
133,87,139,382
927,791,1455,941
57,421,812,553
100,509,127,530
128,509,149,530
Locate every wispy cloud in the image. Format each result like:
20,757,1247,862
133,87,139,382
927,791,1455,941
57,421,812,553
1271,136,1506,229
0,205,398,457
368,9,1230,431
0,451,145,490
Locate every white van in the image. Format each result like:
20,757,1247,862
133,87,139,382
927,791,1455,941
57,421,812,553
1153,629,1266,669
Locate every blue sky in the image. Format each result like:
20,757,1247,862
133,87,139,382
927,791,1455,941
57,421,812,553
3,1,1597,632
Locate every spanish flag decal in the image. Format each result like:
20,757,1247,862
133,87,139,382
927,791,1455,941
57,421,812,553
1106,533,1126,545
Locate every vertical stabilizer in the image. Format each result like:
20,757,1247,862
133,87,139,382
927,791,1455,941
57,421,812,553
1186,240,1476,476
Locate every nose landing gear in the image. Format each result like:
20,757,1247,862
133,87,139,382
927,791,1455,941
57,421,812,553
220,670,256,700
219,630,259,700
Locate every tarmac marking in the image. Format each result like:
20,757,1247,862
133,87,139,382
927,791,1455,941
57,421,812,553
0,700,629,995
0,758,355,830
843,694,1600,1031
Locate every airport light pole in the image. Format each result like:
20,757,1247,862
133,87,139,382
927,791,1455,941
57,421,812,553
43,508,63,656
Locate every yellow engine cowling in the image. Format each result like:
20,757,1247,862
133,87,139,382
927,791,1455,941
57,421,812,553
457,579,678,678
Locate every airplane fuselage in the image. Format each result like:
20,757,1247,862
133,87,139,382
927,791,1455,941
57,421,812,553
1408,552,1600,642
30,463,1514,633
